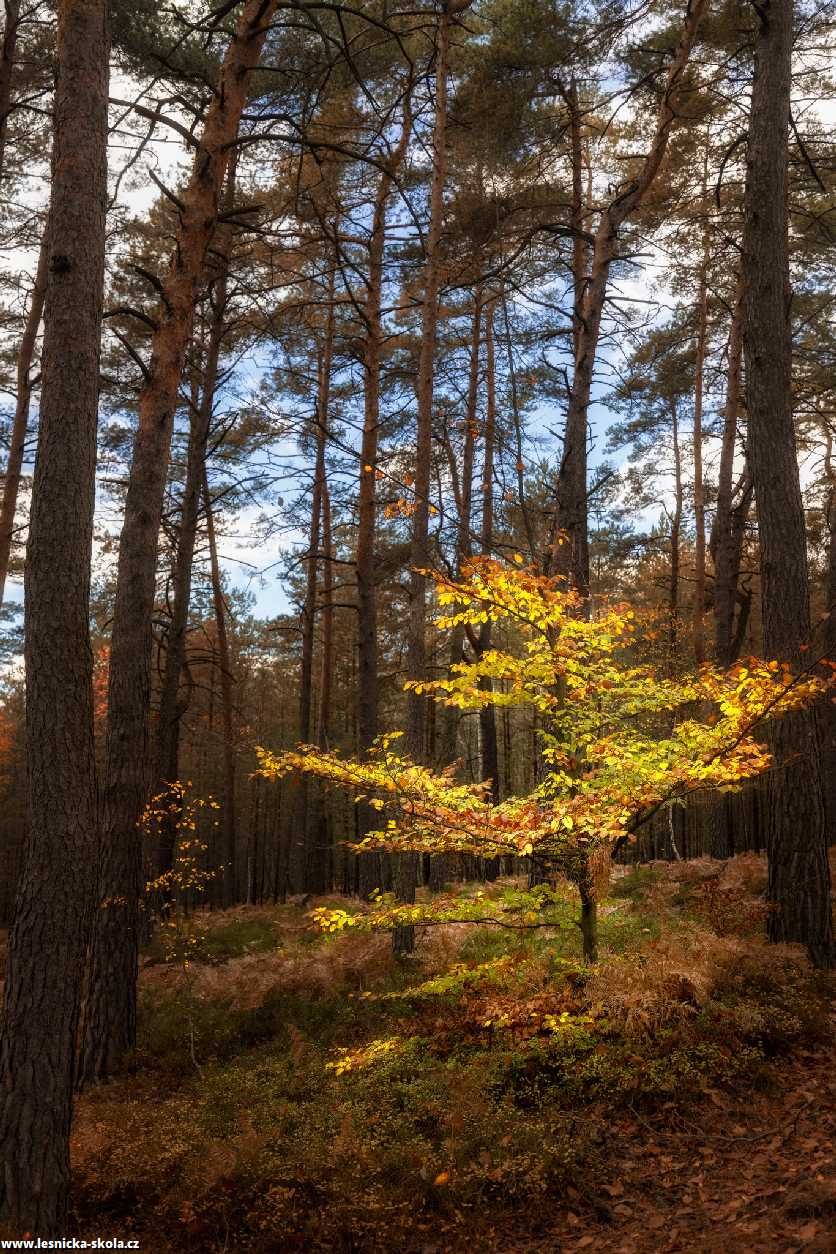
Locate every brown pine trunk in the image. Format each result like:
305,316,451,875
311,471,334,892
500,295,537,563
405,8,447,760
709,285,752,855
0,0,108,1231
294,278,334,892
669,403,683,655
741,0,832,966
397,8,448,943
0,0,19,183
477,298,499,803
432,287,481,890
79,0,279,1084
712,278,753,666
0,236,47,604
154,162,236,883
203,466,238,908
692,157,710,664
565,77,588,367
355,109,411,898
552,75,590,589
823,428,836,849
440,287,480,766
318,482,334,755
552,0,707,592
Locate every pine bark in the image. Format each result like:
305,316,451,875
669,403,683,654
692,162,710,664
79,0,279,1084
823,430,836,850
477,298,499,802
553,0,707,592
311,471,334,893
203,467,238,908
440,287,480,767
741,0,833,966
0,0,108,1231
712,278,753,667
0,0,19,182
154,166,235,882
399,4,449,924
0,236,47,604
405,7,448,761
293,278,334,892
355,108,411,898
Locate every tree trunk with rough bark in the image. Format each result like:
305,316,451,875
293,279,334,892
669,402,683,655
203,466,238,909
440,286,480,767
741,0,833,967
712,277,753,667
477,298,499,804
311,470,334,892
355,106,411,898
822,430,836,853
79,0,279,1085
552,0,707,593
403,28,449,946
154,161,236,884
692,156,710,664
0,236,46,604
0,0,20,183
405,8,447,762
0,0,108,1231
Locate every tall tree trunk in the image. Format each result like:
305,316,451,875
565,76,588,368
823,427,836,853
552,0,707,592
501,295,537,563
669,402,683,655
312,471,334,892
741,0,832,966
440,286,480,766
405,7,447,760
79,0,279,1084
477,298,499,803
552,75,590,587
318,472,334,753
0,0,108,1231
399,0,449,935
709,286,752,856
712,277,754,666
355,106,411,898
692,153,710,664
294,277,334,892
0,0,20,183
203,466,238,908
154,160,236,883
0,236,47,604
432,286,480,890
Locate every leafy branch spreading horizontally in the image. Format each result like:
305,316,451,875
257,560,832,960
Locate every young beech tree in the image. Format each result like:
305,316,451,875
257,560,829,963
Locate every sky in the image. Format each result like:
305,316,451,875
2,19,834,648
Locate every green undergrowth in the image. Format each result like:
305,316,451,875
71,863,831,1253
144,912,281,966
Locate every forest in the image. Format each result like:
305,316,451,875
0,0,833,1249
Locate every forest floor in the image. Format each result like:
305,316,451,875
67,852,835,1253
503,1008,836,1254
